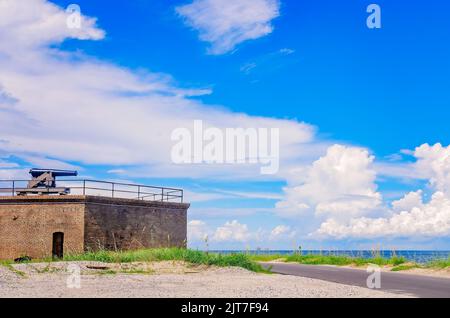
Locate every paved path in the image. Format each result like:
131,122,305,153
260,262,450,298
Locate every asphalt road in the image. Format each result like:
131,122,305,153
260,262,450,298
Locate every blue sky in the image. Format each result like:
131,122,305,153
54,0,450,155
1,0,450,250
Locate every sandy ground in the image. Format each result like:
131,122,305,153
399,267,450,278
0,261,412,298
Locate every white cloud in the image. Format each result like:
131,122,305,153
240,62,257,74
0,0,317,181
0,159,19,168
269,225,295,241
414,143,450,194
212,189,283,200
190,207,272,219
212,220,253,242
278,48,295,55
392,190,423,212
0,0,104,53
239,47,297,76
188,220,296,245
377,144,450,185
0,168,28,180
183,190,228,202
183,189,282,203
18,155,80,171
315,191,450,238
176,0,280,54
314,143,450,239
187,220,209,241
276,144,382,219
107,169,127,175
373,161,417,180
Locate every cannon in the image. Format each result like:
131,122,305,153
16,169,78,195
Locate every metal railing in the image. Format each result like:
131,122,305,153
0,179,184,203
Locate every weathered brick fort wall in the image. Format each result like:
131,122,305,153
83,196,188,251
0,195,189,260
0,196,85,259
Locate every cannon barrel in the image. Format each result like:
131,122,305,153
29,169,78,178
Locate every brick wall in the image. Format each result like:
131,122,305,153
0,196,85,259
0,195,189,260
84,196,188,251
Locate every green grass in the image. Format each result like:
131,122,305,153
391,264,420,271
98,269,117,275
3,249,448,275
0,260,27,277
62,248,267,273
284,254,406,267
120,268,154,275
250,253,407,267
248,254,287,262
425,257,450,269
251,252,450,272
61,250,448,272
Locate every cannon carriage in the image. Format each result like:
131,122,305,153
16,169,78,195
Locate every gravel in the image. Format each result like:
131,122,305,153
0,261,411,298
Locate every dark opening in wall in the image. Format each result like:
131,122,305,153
52,232,64,259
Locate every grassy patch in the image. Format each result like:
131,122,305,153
426,257,450,269
0,260,27,277
248,254,287,262
97,269,117,275
30,263,53,274
6,248,447,274
120,268,154,275
391,264,420,272
286,254,353,266
248,253,408,267
251,252,449,271
63,248,267,273
283,254,406,267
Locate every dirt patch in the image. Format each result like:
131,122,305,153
12,261,208,276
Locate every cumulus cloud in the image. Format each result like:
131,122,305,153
276,145,382,219
314,143,450,239
0,0,316,181
187,220,209,241
392,190,423,212
188,219,263,243
269,225,295,241
414,143,450,194
0,0,104,53
176,0,280,54
315,191,450,238
212,220,254,242
189,219,296,245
